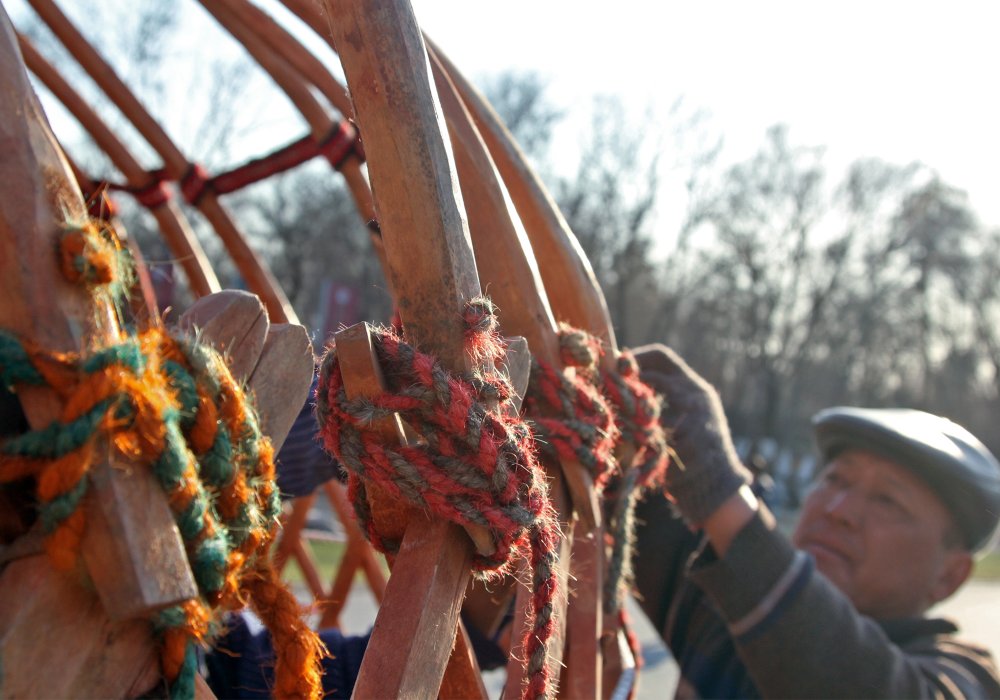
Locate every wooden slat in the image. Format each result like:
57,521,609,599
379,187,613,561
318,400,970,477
17,33,221,298
26,0,296,323
0,7,188,694
429,47,611,697
428,46,598,528
178,290,270,381
321,1,493,695
199,0,384,276
428,39,618,351
561,521,605,699
429,41,654,698
246,323,314,451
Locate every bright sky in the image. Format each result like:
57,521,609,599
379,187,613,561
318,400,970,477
10,0,998,235
412,1,1000,228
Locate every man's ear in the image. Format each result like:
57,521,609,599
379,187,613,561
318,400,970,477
930,550,973,606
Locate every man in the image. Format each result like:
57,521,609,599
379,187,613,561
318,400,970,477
631,344,1000,699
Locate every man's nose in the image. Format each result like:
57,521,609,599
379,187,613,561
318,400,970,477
823,487,863,527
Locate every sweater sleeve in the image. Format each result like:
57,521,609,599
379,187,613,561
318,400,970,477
630,489,704,633
688,511,1000,699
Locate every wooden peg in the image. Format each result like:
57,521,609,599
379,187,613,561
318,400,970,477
246,323,315,451
502,335,531,412
178,290,270,382
335,322,496,558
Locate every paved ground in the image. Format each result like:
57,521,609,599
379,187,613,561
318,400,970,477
937,580,1000,659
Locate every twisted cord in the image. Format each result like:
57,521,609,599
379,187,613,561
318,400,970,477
522,325,620,493
601,350,669,489
0,220,323,700
316,298,560,700
601,349,672,615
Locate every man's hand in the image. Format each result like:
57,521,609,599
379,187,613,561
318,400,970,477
632,344,753,531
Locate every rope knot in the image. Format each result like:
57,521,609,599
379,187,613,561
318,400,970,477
316,298,560,700
601,349,669,490
181,163,212,205
557,324,603,370
2,218,323,700
58,221,130,288
600,347,672,616
132,176,172,209
525,327,619,492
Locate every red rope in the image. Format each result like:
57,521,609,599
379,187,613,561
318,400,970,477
601,350,670,489
601,349,672,616
211,136,314,195
523,325,620,493
315,298,559,700
132,179,172,209
181,163,212,205
318,120,364,168
91,122,363,210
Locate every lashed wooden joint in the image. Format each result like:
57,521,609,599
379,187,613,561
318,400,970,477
335,322,496,557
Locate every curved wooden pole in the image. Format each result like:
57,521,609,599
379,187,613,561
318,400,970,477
427,39,619,357
428,43,597,525
197,0,385,271
282,5,604,693
322,0,508,696
17,34,221,299
215,0,376,222
26,0,296,324
430,51,578,695
429,40,642,699
430,48,609,699
219,0,350,125
201,0,328,134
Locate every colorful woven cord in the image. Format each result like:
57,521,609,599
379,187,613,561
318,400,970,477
522,325,620,493
316,298,560,700
0,220,323,700
601,349,672,615
601,350,669,490
57,219,134,306
521,321,671,616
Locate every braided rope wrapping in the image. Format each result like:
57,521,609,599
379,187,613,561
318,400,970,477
601,351,670,490
522,325,620,494
601,349,671,615
0,220,324,700
315,298,560,700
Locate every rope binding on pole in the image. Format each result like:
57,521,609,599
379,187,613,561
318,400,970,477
0,218,325,700
315,297,561,700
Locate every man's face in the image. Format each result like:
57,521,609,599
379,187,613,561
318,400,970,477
791,449,971,618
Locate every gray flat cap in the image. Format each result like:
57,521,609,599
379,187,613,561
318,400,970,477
813,407,1000,552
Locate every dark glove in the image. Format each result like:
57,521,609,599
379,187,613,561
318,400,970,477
631,344,751,526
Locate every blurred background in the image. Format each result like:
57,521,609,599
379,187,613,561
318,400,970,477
7,0,999,537
7,1,1000,690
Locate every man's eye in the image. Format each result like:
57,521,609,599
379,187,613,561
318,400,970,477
872,493,903,512
823,472,846,488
